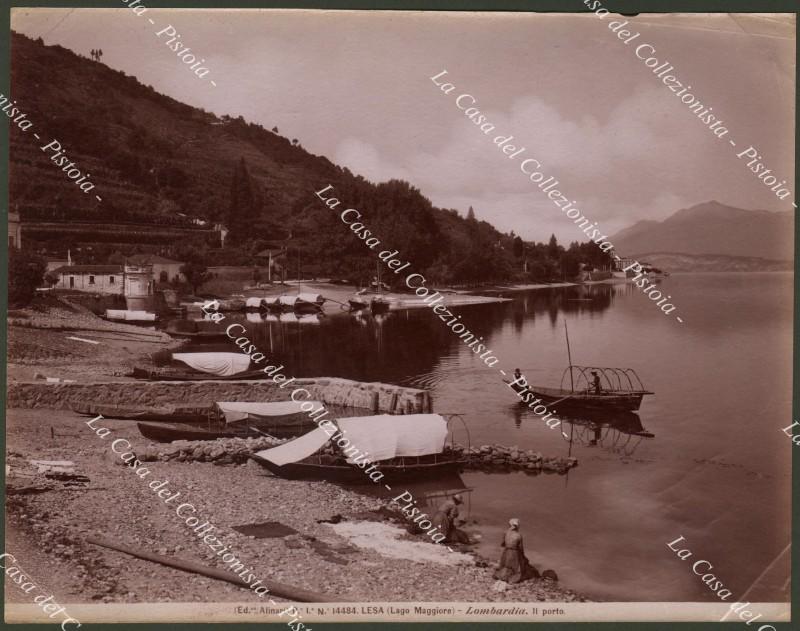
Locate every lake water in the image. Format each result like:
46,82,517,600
179,273,793,602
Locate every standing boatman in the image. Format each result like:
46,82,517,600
591,370,602,394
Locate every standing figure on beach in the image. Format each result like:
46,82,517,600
493,518,538,584
431,493,463,542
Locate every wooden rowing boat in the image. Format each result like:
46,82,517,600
249,452,464,484
250,413,464,483
507,381,648,413
130,401,324,441
129,367,268,381
164,321,228,340
508,321,653,413
72,403,210,423
137,422,259,442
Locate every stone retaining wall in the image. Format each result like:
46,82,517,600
7,378,432,413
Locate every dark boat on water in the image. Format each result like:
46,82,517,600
508,366,653,413
369,297,391,314
165,320,228,340
348,295,369,311
348,295,390,314
250,413,466,484
507,322,653,413
279,293,325,314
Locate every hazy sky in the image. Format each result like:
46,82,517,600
10,9,796,241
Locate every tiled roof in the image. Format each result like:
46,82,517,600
52,265,123,274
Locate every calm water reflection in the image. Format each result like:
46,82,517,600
178,273,792,602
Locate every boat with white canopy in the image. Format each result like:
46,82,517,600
172,352,251,377
249,414,465,482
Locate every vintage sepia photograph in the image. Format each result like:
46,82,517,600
3,6,795,625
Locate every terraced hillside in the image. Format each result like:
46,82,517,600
9,31,604,283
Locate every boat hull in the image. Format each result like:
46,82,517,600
130,367,267,381
370,298,390,314
137,422,258,442
249,453,464,484
508,381,647,413
348,299,368,311
72,403,209,423
293,301,324,314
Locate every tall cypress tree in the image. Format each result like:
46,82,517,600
227,158,256,241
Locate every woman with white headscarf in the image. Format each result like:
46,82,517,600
493,518,538,583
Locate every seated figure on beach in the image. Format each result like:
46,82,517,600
430,493,469,543
493,518,539,584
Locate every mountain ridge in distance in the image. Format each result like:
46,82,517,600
611,201,794,265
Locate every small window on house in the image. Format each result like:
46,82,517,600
88,275,95,284
109,276,115,284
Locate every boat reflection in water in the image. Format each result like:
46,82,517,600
558,410,655,459
511,403,655,460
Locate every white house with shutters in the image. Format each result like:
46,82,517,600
52,264,124,295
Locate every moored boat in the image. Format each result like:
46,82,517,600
105,309,158,323
137,422,260,442
72,403,210,423
249,451,463,483
133,400,325,441
245,296,265,310
164,320,228,340
129,366,268,381
171,352,252,377
370,296,390,314
250,413,465,483
348,295,369,311
279,293,325,313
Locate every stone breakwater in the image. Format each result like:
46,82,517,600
7,377,432,414
134,436,281,466
130,438,577,473
456,444,578,474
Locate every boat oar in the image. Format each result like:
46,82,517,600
325,297,351,308
547,394,575,407
87,536,347,602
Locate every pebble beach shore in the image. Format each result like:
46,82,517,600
6,409,587,604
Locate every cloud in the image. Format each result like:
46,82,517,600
333,84,714,241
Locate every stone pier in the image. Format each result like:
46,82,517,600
6,377,433,414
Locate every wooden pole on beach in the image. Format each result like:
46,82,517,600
86,536,348,602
